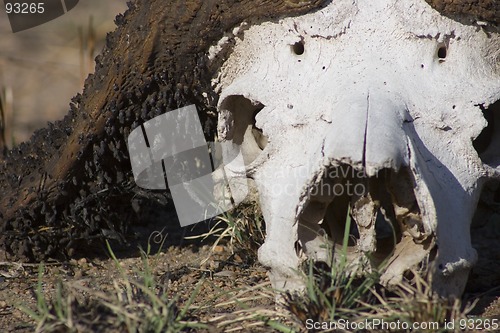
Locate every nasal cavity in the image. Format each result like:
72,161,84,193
436,43,447,62
291,40,305,56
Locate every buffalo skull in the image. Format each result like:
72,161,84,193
212,0,500,297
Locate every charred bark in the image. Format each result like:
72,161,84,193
0,0,328,260
425,0,499,26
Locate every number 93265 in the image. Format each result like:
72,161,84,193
5,2,45,14
459,318,499,331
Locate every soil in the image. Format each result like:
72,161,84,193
0,217,282,332
0,214,499,332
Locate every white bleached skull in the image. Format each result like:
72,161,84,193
212,0,500,297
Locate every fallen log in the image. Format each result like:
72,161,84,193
0,0,495,262
0,0,328,260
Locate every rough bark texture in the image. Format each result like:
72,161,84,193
0,0,328,261
425,0,499,25
0,0,495,262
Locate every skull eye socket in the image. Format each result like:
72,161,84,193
218,95,268,166
473,99,500,160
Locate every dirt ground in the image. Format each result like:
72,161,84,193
0,214,282,332
0,215,499,332
0,1,499,332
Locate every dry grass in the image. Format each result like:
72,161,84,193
16,204,487,333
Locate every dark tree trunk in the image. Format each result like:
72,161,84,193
0,0,328,260
425,0,499,26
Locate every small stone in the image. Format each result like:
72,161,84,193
209,260,221,271
214,270,235,278
74,269,83,279
13,309,24,319
213,245,225,253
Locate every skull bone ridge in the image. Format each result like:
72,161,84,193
212,0,500,298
